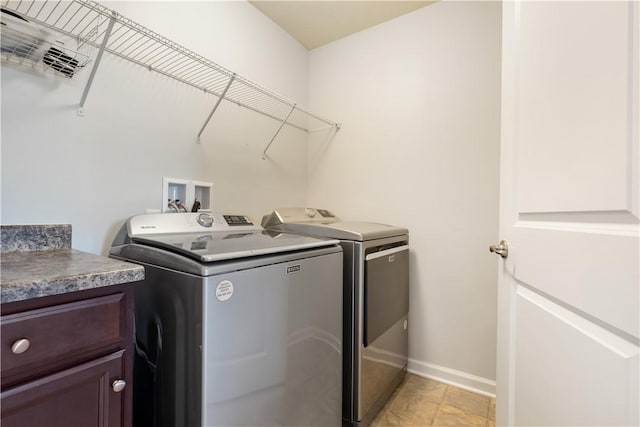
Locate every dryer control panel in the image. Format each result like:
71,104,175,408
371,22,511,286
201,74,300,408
262,207,340,228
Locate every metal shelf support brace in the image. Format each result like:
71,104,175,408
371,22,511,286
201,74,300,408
77,11,117,116
196,74,236,143
262,104,296,160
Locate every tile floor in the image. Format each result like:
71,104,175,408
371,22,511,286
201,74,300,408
371,374,495,427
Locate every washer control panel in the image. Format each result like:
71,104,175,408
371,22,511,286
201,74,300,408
223,215,254,226
316,209,335,218
129,213,260,235
197,213,214,227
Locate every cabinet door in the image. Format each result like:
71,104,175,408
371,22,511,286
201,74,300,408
1,351,126,427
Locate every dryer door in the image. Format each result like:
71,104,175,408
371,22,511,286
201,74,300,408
364,245,409,346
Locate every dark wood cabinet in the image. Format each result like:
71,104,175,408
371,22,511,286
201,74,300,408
1,285,134,427
2,351,124,427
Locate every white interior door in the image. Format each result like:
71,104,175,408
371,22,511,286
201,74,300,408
497,1,640,426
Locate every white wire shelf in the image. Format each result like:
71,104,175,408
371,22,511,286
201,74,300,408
0,0,340,152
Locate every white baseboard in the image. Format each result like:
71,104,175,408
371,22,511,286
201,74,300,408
408,358,496,397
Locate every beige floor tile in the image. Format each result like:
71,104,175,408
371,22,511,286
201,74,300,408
442,386,490,418
371,376,441,426
433,404,487,427
488,398,495,421
372,374,495,427
387,397,440,426
370,410,398,427
396,374,448,404
372,410,421,427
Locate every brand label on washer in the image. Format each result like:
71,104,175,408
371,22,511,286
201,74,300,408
286,265,301,274
215,280,234,302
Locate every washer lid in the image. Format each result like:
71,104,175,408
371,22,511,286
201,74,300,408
132,230,339,262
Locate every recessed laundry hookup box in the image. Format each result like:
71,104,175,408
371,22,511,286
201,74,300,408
162,177,213,213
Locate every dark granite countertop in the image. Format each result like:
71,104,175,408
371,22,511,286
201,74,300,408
1,224,144,304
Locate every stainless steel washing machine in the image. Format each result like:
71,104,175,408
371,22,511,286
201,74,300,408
110,212,343,427
262,208,409,427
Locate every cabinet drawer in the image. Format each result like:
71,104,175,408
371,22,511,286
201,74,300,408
1,294,125,384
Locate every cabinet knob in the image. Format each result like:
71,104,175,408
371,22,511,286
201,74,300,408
11,338,30,354
112,379,126,393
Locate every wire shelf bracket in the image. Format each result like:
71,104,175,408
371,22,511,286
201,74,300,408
197,73,236,144
1,0,341,154
262,104,296,160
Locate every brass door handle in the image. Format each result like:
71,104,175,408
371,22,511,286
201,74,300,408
489,240,508,258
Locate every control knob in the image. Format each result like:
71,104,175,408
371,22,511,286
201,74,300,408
197,213,214,227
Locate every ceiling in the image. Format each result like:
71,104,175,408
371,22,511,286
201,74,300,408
249,1,436,50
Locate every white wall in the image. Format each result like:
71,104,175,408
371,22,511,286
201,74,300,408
1,1,309,254
307,1,501,390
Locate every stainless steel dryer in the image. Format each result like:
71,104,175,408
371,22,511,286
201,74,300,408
110,212,343,427
262,208,409,427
